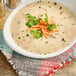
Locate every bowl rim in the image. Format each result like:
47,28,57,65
3,1,76,59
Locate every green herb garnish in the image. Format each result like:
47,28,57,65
39,6,41,8
62,38,66,42
22,30,24,32
47,24,57,31
25,13,58,39
26,13,41,27
30,29,42,39
59,7,62,9
26,13,36,21
40,14,43,17
62,32,64,34
26,20,35,27
45,13,48,24
45,41,48,44
26,34,29,37
30,29,36,34
54,2,57,5
34,18,41,25
18,37,21,39
44,53,47,55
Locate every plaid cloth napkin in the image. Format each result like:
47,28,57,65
0,30,76,76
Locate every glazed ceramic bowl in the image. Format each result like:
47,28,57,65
3,0,76,59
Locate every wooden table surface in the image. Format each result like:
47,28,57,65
0,10,76,76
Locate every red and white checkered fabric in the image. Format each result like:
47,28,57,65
39,44,76,76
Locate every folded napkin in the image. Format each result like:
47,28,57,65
0,30,76,76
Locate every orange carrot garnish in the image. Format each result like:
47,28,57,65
40,20,46,26
25,27,32,32
45,32,53,37
25,14,59,39
50,30,59,33
42,28,48,39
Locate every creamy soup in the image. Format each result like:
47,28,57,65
11,1,76,55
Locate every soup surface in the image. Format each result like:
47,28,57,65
11,1,76,55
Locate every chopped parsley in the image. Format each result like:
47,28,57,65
44,53,47,55
25,13,58,39
26,34,29,37
26,20,35,27
18,37,21,39
54,2,57,5
22,30,24,32
62,38,66,42
62,32,65,34
40,14,43,17
45,13,48,24
59,7,62,9
35,18,41,25
30,29,42,39
26,13,41,27
47,24,57,31
39,6,41,8
26,13,36,21
45,41,48,44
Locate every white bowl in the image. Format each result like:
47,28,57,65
3,0,76,59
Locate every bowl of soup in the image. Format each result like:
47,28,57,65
3,0,76,59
